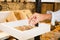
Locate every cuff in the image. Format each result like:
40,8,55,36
47,11,55,26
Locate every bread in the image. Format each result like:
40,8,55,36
7,36,17,40
20,10,32,18
41,25,60,40
19,10,32,19
14,11,21,20
18,10,28,19
6,11,17,22
15,25,35,31
13,10,32,20
20,0,24,2
53,25,60,32
0,30,3,32
7,10,32,20
25,3,35,10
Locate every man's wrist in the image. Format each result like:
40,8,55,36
39,14,50,21
40,14,52,21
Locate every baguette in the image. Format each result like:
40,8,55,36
13,10,27,20
13,10,32,20
19,10,32,19
19,10,28,19
21,10,32,18
6,11,17,22
14,11,21,20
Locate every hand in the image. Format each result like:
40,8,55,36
29,13,40,25
29,13,45,25
29,13,51,25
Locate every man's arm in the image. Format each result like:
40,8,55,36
39,14,52,21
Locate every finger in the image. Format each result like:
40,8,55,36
29,13,39,24
29,15,33,23
29,13,37,22
29,16,35,24
30,18,37,25
32,17,39,25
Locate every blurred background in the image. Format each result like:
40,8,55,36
0,0,60,40
0,0,60,13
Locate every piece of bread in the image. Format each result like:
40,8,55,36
0,30,3,32
15,26,35,31
6,11,17,22
20,0,24,2
25,3,35,10
15,26,26,31
14,10,21,20
18,10,32,19
19,10,28,19
13,10,27,20
13,10,32,20
22,10,32,18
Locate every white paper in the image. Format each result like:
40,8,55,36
0,20,50,40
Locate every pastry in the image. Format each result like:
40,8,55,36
15,25,35,31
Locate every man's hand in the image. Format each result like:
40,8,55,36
29,13,40,25
29,13,51,25
29,13,45,25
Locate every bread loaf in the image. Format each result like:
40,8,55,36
18,10,28,19
6,11,17,22
14,11,21,20
41,25,60,40
19,10,32,18
20,0,24,2
14,10,32,20
25,3,35,10
0,30,3,32
15,26,35,31
20,10,32,19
